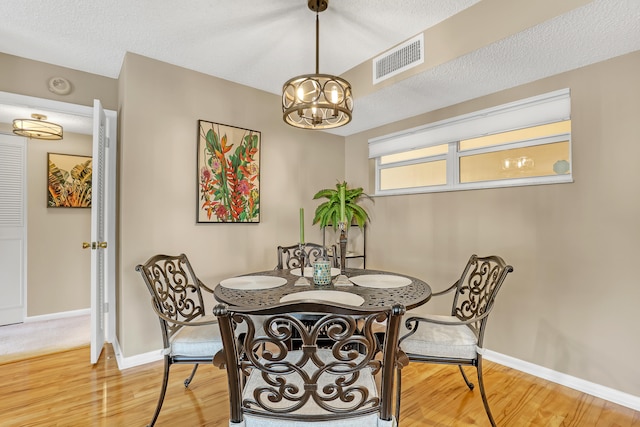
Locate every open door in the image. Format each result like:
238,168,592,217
0,91,116,364
84,98,116,365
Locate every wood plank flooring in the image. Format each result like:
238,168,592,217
1,344,639,426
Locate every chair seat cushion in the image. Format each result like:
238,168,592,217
400,314,478,360
170,315,223,357
229,415,390,427
238,413,389,427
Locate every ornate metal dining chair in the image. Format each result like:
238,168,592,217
135,253,223,427
213,300,406,427
274,242,339,351
397,254,514,427
276,242,338,269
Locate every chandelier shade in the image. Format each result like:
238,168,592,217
282,0,353,130
13,114,63,140
282,74,353,129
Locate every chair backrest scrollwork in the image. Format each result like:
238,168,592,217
214,301,405,424
451,254,514,341
276,242,338,269
135,253,206,343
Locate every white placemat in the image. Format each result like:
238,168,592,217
349,274,411,289
220,275,287,290
291,267,341,277
280,290,365,306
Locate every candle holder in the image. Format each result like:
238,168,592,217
295,242,310,286
338,221,348,276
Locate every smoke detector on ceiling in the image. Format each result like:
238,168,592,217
48,76,72,95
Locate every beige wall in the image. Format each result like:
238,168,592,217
117,53,345,356
345,51,640,396
0,52,118,110
0,123,92,316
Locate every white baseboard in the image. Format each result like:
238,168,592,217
112,337,163,370
25,308,90,322
484,349,640,412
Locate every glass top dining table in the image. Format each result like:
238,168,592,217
213,268,432,310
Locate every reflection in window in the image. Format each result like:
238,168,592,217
460,141,570,183
380,160,446,190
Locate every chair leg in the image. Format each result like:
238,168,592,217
184,364,199,387
148,357,171,427
395,367,402,425
476,357,497,427
458,364,475,390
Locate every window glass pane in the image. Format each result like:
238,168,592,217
459,120,571,151
380,160,446,190
380,144,448,165
459,141,570,183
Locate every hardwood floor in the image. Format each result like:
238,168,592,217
1,344,639,426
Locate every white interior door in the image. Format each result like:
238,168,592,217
90,100,107,364
89,99,117,364
0,134,26,326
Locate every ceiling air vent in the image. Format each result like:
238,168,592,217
373,33,424,85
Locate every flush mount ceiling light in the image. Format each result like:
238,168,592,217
13,113,63,140
282,0,353,130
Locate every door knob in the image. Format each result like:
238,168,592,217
83,242,107,249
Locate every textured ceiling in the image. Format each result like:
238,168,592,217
351,0,640,136
0,0,639,137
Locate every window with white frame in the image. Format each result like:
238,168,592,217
369,89,572,195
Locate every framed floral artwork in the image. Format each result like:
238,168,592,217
47,153,92,208
197,120,260,223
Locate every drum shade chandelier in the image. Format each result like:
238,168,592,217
13,113,63,140
282,0,353,130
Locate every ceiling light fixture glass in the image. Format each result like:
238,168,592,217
13,113,63,140
282,0,353,130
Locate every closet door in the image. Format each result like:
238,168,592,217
0,134,26,326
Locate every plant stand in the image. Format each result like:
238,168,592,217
339,222,347,275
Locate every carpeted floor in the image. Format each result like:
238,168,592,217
0,314,90,364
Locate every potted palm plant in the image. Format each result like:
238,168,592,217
312,181,372,230
312,181,372,272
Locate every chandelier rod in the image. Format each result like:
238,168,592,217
315,5,319,74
